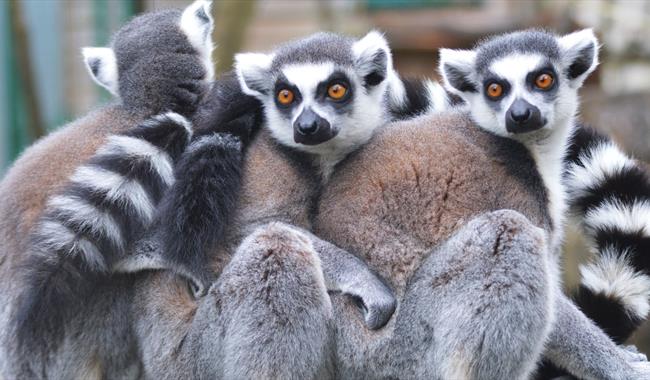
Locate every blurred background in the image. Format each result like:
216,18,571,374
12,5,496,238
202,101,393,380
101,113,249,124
1,0,649,348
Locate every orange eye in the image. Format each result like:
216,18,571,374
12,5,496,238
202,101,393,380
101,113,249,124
327,83,347,100
535,73,554,90
486,83,503,99
277,89,294,105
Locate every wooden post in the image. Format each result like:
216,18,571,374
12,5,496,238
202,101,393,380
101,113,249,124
8,0,45,141
213,0,257,74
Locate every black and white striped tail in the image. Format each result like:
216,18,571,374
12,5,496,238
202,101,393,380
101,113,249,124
146,132,243,288
386,76,461,121
566,125,650,343
14,112,192,352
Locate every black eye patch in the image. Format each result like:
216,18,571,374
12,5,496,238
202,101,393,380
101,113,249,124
526,66,558,90
526,64,559,102
273,75,302,117
315,71,354,111
482,75,511,101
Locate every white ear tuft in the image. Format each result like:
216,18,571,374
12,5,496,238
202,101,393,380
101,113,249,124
234,52,275,98
82,47,119,96
558,28,599,86
180,0,215,80
352,30,393,88
438,48,478,96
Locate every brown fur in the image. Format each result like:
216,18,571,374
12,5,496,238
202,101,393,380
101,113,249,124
209,129,318,273
317,111,549,293
0,105,141,252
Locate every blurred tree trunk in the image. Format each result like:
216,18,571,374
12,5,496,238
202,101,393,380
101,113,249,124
213,0,257,74
9,0,45,140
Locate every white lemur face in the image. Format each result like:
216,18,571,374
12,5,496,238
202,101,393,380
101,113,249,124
236,31,396,157
82,0,214,96
439,29,599,140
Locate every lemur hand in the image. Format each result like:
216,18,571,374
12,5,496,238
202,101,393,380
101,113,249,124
619,345,650,380
191,72,265,146
345,276,397,330
121,53,211,117
301,229,397,330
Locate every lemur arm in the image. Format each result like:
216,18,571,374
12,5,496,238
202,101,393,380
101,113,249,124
544,293,650,380
295,227,396,330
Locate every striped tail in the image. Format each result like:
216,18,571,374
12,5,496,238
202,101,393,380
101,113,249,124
385,76,461,121
13,112,192,355
149,132,243,290
565,124,650,343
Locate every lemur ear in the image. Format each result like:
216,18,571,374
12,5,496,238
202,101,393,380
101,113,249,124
180,0,215,80
352,30,392,88
439,48,478,97
558,29,599,87
82,47,119,96
235,52,275,99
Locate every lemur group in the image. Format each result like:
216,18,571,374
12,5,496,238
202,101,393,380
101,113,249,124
1,0,650,379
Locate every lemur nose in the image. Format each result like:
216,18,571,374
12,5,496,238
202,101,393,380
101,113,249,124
297,121,319,135
293,107,335,145
294,108,325,136
505,98,544,134
511,107,531,123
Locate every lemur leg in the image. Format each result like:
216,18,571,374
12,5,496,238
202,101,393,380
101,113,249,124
543,295,650,380
213,222,335,380
390,210,553,379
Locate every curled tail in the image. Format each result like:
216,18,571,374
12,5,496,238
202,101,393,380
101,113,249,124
151,132,243,290
565,124,650,343
13,112,192,354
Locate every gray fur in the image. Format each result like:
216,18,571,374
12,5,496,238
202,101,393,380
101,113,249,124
270,32,355,71
474,29,561,74
111,8,211,114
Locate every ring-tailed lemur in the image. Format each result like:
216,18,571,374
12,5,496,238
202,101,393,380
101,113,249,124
437,28,650,379
125,28,638,376
134,31,407,329
3,1,217,376
124,29,650,378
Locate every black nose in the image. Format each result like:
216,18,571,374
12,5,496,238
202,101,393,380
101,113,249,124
506,98,544,134
294,108,323,136
293,108,335,145
297,120,319,135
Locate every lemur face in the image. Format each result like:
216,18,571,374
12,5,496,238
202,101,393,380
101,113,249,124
236,31,396,156
440,29,599,139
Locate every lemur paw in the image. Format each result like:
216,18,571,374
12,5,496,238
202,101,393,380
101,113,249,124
622,345,649,362
629,361,650,379
359,288,397,330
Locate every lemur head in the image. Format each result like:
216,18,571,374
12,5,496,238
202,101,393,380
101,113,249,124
235,31,397,157
82,0,214,112
439,29,599,140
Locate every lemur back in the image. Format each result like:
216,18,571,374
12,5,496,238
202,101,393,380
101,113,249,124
0,1,215,377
